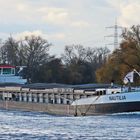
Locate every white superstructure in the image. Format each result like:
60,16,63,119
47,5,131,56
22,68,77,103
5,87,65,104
0,65,27,84
72,88,140,105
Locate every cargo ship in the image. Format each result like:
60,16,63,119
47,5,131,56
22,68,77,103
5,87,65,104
0,66,140,116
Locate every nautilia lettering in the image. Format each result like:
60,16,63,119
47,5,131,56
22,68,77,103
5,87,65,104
109,96,126,101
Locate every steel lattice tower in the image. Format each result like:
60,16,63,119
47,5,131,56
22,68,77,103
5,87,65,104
105,20,123,49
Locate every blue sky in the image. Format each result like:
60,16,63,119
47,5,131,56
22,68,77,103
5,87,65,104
0,0,139,56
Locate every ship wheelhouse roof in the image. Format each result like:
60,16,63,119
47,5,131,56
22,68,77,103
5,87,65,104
0,64,15,69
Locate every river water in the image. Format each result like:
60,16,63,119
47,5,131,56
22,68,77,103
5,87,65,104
0,110,139,140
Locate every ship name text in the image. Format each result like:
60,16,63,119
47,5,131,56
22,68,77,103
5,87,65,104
109,95,126,101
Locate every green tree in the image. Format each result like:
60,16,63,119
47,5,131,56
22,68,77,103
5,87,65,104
33,58,65,83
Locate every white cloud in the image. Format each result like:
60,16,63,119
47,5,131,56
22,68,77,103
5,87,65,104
0,0,131,55
13,30,65,41
41,7,69,24
16,3,28,11
119,2,140,27
0,1,91,28
14,30,44,40
71,21,90,28
38,6,91,27
107,0,140,27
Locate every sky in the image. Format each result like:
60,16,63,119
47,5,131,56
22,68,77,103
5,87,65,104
0,0,140,56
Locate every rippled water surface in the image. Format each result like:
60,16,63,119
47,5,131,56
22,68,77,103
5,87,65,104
0,110,139,140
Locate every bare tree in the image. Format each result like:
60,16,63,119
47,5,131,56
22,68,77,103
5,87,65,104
61,45,88,64
19,35,51,82
0,37,19,65
61,45,110,84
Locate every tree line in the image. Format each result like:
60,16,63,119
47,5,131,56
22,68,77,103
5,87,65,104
0,36,109,84
0,25,139,84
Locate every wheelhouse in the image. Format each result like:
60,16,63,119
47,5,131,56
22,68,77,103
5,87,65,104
0,65,15,75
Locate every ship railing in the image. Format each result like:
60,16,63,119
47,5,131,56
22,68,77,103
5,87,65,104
121,87,140,93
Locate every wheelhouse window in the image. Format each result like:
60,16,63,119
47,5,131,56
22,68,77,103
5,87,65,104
3,68,11,74
11,68,15,74
0,65,15,75
1,68,15,75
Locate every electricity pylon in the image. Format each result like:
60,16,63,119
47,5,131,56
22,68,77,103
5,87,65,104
105,20,123,49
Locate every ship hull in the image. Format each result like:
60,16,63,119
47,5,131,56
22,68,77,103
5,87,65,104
0,91,140,116
76,101,140,116
0,100,75,116
71,91,140,116
0,100,140,116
